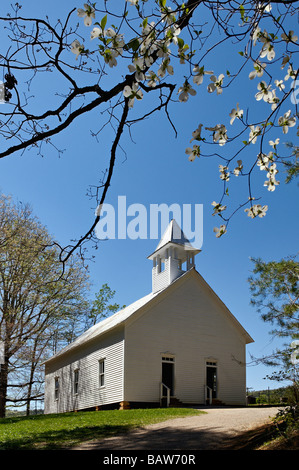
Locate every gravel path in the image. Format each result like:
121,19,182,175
73,406,281,450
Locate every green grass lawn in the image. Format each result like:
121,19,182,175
0,407,203,450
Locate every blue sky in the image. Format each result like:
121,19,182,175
0,0,298,392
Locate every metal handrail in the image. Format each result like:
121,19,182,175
160,382,171,407
205,385,213,405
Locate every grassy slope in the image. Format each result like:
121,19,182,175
0,408,202,450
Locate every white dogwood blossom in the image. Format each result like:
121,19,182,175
157,57,174,77
264,162,280,191
90,27,105,40
206,124,228,146
71,40,84,59
211,201,227,215
269,138,280,149
218,164,230,181
278,110,296,134
249,125,261,144
146,70,159,87
128,57,146,82
255,81,273,102
207,74,225,94
185,144,200,161
259,31,275,60
233,160,243,176
123,83,143,107
193,65,213,85
190,124,203,142
284,64,297,81
249,61,266,79
177,80,196,102
65,2,299,233
257,152,273,171
213,224,227,237
281,30,298,43
245,204,268,218
229,103,243,124
77,4,95,26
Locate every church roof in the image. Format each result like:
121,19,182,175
44,268,253,365
147,219,201,259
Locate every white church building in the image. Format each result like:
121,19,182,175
44,220,253,413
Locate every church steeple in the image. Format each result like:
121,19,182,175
147,219,201,293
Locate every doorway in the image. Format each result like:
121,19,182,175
162,356,175,396
206,365,217,399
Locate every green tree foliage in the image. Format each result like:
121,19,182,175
248,254,299,401
249,255,299,339
0,195,89,417
85,283,125,329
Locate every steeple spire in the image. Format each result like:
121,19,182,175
148,219,201,293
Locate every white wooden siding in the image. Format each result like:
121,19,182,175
44,327,124,414
124,273,248,405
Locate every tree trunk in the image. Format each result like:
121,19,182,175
0,358,8,418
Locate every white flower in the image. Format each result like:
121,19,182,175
233,160,243,176
229,103,243,125
284,65,298,81
249,61,266,79
274,79,285,91
193,65,213,85
157,58,174,78
165,25,181,45
71,39,84,59
255,81,273,102
252,26,261,46
206,124,227,146
161,6,177,25
207,74,224,94
278,110,296,134
257,152,273,170
211,201,226,215
90,27,104,40
281,30,298,43
263,163,280,191
106,28,125,57
77,4,95,27
249,125,261,144
123,83,143,107
218,164,230,181
128,57,146,82
190,124,203,142
145,71,159,88
102,49,118,67
213,225,227,238
264,178,280,191
185,145,200,161
177,80,196,102
281,55,291,69
269,138,280,149
259,32,275,61
245,204,268,218
156,39,171,59
127,0,139,5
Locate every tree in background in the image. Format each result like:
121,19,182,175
85,283,125,329
0,1,297,260
0,195,90,417
248,254,299,403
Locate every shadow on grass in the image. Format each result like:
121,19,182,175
0,424,133,450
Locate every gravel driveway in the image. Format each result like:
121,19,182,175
73,406,281,450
